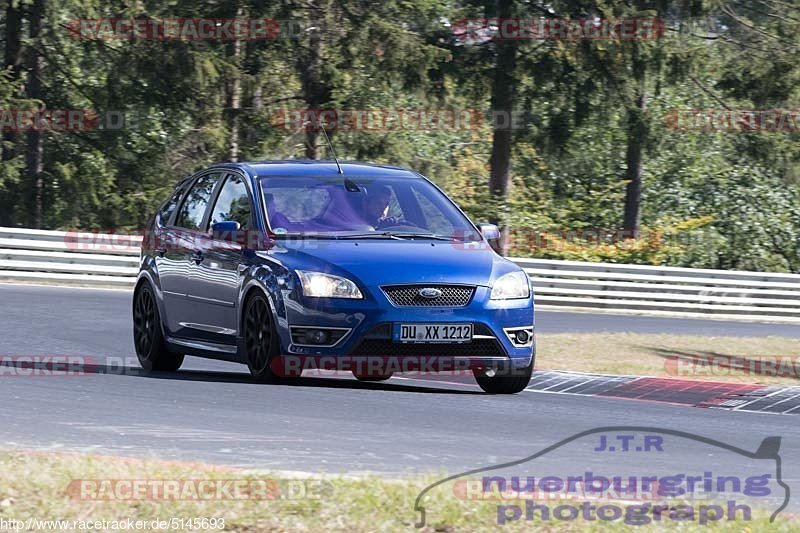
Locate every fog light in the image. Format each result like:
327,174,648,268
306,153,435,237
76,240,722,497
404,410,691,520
515,330,530,344
306,329,328,345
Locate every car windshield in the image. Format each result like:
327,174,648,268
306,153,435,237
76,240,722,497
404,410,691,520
260,175,482,241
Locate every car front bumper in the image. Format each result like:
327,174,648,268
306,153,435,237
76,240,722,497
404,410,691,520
277,285,534,371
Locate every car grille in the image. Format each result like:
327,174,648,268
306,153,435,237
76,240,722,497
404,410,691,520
349,324,506,358
381,284,475,307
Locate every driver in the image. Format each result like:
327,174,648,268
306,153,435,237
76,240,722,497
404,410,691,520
364,185,399,228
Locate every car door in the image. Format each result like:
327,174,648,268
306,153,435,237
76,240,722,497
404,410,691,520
151,182,189,336
184,172,254,345
164,171,223,338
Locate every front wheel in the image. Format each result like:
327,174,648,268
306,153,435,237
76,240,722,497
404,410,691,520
473,360,533,394
243,292,285,382
133,283,184,372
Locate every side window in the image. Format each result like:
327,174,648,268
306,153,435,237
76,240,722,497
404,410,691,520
208,174,252,229
175,173,220,230
157,184,185,226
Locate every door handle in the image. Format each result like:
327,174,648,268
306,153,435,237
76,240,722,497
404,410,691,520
191,251,204,264
154,232,167,256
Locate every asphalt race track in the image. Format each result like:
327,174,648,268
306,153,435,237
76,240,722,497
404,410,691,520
1,284,798,513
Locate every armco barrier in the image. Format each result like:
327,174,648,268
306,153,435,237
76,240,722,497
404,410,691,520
0,227,140,287
1,227,798,323
513,257,800,323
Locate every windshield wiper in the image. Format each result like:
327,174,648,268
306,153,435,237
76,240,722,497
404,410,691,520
272,234,342,240
276,232,458,241
335,232,405,240
379,232,456,241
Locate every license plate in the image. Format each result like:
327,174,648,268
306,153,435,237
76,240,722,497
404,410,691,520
395,323,473,343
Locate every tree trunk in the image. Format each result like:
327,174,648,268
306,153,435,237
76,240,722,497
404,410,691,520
24,0,46,228
622,43,647,236
298,4,329,160
2,0,23,163
487,0,516,255
622,95,646,235
0,0,24,226
226,3,243,161
1,0,23,78
301,29,324,160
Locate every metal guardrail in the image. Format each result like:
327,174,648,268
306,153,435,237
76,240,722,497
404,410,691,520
0,227,140,287
513,257,800,323
1,227,798,322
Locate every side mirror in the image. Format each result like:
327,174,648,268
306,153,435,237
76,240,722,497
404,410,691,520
477,223,500,241
211,220,241,240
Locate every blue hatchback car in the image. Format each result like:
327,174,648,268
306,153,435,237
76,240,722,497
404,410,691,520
134,161,534,393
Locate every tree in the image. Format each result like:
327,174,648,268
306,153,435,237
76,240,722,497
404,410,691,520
1,0,22,163
24,0,45,227
487,0,517,254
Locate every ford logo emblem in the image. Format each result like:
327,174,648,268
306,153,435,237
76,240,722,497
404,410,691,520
418,288,442,299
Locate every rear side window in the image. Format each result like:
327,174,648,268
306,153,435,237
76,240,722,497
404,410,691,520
175,173,220,230
208,174,252,229
157,186,184,226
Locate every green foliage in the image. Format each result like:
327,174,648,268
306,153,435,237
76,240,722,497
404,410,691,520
0,0,798,272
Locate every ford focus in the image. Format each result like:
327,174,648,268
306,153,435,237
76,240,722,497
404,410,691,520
133,161,534,393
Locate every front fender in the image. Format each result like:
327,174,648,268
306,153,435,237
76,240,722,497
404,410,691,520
238,259,294,354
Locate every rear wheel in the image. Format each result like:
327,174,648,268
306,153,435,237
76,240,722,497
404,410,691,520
243,293,285,382
133,283,184,372
473,360,533,394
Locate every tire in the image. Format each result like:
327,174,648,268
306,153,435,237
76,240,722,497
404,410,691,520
473,360,533,394
133,283,184,372
352,371,393,382
242,292,285,382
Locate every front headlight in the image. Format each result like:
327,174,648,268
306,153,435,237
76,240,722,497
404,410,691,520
490,271,530,300
296,270,363,299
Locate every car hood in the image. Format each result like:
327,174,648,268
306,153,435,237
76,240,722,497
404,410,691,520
270,239,518,287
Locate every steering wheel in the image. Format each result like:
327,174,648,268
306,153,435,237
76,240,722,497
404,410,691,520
375,218,423,230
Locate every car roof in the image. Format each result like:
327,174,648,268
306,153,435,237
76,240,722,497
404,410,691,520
209,160,418,179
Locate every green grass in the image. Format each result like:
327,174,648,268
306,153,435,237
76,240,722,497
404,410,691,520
537,333,800,385
0,451,795,532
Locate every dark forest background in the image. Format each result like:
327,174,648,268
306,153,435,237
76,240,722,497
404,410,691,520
1,0,798,271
